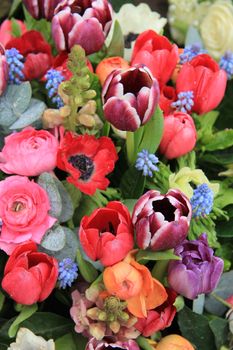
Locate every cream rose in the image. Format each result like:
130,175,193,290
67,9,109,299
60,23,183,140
200,0,233,60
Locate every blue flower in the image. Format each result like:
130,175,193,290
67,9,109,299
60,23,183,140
179,44,207,64
171,90,194,113
58,258,78,289
135,149,159,177
5,48,24,84
191,183,214,218
45,69,64,108
219,51,233,79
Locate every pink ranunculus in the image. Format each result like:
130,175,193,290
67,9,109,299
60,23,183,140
0,127,59,176
0,176,56,255
0,19,27,47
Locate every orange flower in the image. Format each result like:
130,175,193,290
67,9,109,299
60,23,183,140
103,252,167,318
96,56,130,85
155,335,195,350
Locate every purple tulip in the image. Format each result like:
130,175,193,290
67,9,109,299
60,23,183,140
0,53,8,96
102,66,159,131
132,189,192,251
22,0,61,20
51,0,112,55
168,234,224,299
85,337,140,350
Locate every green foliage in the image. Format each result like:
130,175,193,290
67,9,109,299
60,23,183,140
120,166,146,199
76,249,98,283
23,6,52,44
41,225,66,252
106,20,124,57
189,215,219,248
56,333,86,350
146,162,171,194
136,249,181,262
8,304,38,338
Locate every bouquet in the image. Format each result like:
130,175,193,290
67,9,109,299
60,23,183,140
0,0,232,349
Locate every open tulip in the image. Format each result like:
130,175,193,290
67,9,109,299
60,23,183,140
103,252,167,318
132,189,192,251
102,66,159,131
176,54,227,115
0,53,8,96
168,234,224,299
159,111,197,159
159,85,177,116
52,0,112,55
131,30,179,87
2,242,58,305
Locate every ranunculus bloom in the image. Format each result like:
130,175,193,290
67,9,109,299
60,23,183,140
22,0,60,20
79,201,134,266
168,234,224,300
156,334,195,350
57,131,118,195
159,86,177,116
131,30,179,87
176,54,227,115
96,57,130,86
2,242,58,305
85,337,140,350
52,0,112,55
0,176,56,254
6,30,53,80
135,288,177,336
0,19,27,46
0,53,8,96
132,189,192,251
0,127,59,176
103,252,167,318
159,111,197,159
102,66,159,131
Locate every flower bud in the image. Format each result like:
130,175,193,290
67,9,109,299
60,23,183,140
96,57,130,85
102,66,159,131
156,334,195,350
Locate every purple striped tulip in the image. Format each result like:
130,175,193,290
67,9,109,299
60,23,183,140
85,337,140,350
132,189,192,251
0,53,8,96
51,0,112,55
102,66,159,131
168,234,224,299
22,0,61,20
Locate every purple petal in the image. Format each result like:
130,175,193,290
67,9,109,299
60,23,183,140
136,218,151,249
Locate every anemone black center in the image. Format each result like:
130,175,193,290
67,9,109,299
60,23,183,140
152,198,176,221
69,154,94,181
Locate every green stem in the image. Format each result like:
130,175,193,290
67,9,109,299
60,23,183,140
151,260,169,282
126,131,135,165
211,293,233,309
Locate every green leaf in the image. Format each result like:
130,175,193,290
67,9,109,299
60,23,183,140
106,20,124,57
216,218,233,237
63,182,82,211
76,249,98,283
178,306,216,350
120,166,146,199
173,295,185,312
10,99,46,130
204,130,233,151
123,199,137,214
136,249,180,262
209,318,229,350
8,304,38,338
189,216,219,248
53,179,74,223
38,173,62,219
41,225,66,251
136,336,155,350
56,333,86,350
11,18,22,37
9,0,22,17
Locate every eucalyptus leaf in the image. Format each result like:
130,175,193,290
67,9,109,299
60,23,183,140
10,99,46,130
53,178,74,223
136,249,180,262
8,304,38,338
41,225,66,252
38,173,62,219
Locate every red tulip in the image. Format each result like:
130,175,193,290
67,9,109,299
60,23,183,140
131,30,179,87
135,288,177,336
176,54,227,115
22,0,60,20
159,85,177,116
2,241,58,305
0,19,27,47
159,111,197,159
52,0,112,55
6,30,53,81
79,201,134,266
102,66,159,131
0,53,9,96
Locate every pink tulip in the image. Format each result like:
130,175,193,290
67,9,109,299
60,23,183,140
52,0,112,55
102,66,159,131
0,53,8,96
159,111,197,159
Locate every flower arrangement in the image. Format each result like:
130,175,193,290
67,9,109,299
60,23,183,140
0,1,232,350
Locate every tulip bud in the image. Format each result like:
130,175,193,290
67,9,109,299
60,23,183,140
132,189,192,251
159,111,197,159
96,57,130,86
22,0,60,20
52,0,112,55
0,54,8,96
102,66,159,131
156,335,195,350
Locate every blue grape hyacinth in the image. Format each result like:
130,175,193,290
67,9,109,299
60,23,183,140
191,183,214,218
45,69,64,108
171,91,194,113
219,51,233,79
5,48,24,84
179,44,206,64
135,149,159,177
58,258,78,289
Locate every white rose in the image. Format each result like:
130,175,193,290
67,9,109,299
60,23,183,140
8,328,55,350
200,0,233,60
